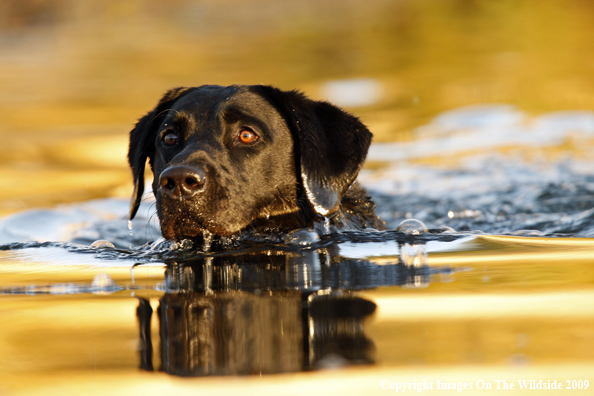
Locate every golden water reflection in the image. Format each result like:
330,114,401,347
2,0,594,394
1,235,594,394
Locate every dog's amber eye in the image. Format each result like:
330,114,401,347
238,129,258,144
162,132,178,146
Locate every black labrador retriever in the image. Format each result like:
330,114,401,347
128,85,383,243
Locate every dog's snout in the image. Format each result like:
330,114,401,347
159,165,206,199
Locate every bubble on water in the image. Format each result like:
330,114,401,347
396,219,428,235
284,228,320,245
90,239,115,249
438,225,456,233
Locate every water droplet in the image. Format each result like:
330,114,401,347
90,240,115,249
284,228,320,245
128,220,133,237
396,219,428,235
324,217,331,234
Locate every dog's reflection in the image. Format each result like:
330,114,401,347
137,242,432,376
154,291,306,375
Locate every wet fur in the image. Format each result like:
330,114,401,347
128,84,384,242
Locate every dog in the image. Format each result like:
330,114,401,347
128,85,384,244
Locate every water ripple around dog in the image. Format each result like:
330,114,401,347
0,229,462,263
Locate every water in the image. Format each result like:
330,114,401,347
2,105,594,393
2,1,594,394
363,106,594,237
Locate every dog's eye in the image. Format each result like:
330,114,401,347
162,132,178,146
238,129,258,144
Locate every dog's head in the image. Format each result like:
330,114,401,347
128,85,372,240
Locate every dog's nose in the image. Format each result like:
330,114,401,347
159,165,206,199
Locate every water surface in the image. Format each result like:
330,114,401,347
2,105,594,395
2,1,594,395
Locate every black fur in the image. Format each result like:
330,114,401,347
128,84,384,241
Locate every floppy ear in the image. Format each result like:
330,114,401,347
254,86,373,216
128,87,194,220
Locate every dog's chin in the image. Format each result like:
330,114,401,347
159,217,244,241
156,198,247,241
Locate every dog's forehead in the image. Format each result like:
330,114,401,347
174,85,237,109
172,85,278,120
